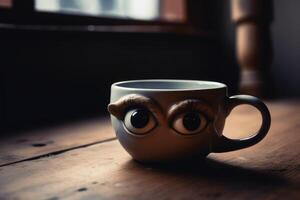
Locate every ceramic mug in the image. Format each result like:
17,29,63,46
108,80,271,163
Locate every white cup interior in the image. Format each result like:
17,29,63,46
113,80,226,91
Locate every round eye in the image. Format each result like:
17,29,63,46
172,111,208,135
124,108,156,135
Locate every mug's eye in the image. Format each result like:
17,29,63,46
172,111,207,135
124,108,157,135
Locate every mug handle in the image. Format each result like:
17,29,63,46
212,95,271,153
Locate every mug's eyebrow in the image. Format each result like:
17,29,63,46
107,94,163,121
167,99,216,122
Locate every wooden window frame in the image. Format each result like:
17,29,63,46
0,0,186,25
0,0,210,36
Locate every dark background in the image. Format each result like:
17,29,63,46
271,0,300,97
0,0,299,134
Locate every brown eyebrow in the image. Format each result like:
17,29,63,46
167,99,216,122
107,94,163,121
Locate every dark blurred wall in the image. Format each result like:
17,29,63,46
0,28,238,133
271,0,300,97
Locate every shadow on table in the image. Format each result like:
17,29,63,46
124,157,289,187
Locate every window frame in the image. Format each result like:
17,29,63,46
0,0,186,26
0,0,210,36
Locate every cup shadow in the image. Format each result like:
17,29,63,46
126,157,289,187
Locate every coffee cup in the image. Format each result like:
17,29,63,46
108,80,271,162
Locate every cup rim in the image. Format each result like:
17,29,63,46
111,79,227,91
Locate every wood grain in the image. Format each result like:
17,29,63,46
0,118,115,166
0,100,299,200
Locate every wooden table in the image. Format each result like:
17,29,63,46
1,100,300,200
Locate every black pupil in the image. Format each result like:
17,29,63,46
183,112,201,131
130,109,150,128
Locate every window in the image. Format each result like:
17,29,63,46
35,0,186,22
